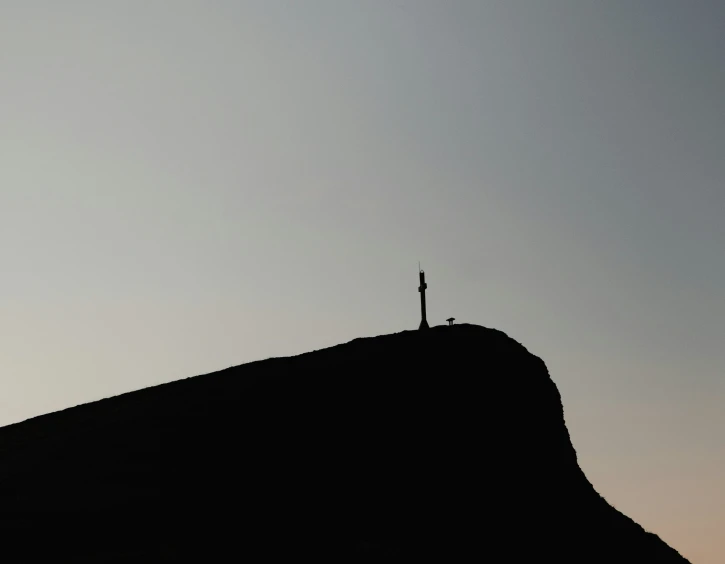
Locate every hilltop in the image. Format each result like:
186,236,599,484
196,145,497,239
0,324,689,561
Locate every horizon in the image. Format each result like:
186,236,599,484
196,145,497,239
0,322,517,426
2,2,723,562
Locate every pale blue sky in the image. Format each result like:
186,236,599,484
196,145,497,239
1,2,723,561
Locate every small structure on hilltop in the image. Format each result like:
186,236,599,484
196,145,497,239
418,265,429,330
447,317,455,326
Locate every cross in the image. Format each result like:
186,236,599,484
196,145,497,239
418,266,429,330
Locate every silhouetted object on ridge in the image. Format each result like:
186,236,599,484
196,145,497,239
418,267,429,330
447,317,455,326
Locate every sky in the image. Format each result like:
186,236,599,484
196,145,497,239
1,1,723,561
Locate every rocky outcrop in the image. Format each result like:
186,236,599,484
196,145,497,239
0,324,689,561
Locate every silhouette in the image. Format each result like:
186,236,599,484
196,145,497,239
0,324,689,562
447,317,455,326
418,267,429,330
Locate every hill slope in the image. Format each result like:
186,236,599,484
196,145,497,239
0,324,689,562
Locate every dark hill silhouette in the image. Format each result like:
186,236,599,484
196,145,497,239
0,324,689,562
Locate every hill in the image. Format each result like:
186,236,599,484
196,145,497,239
0,324,689,561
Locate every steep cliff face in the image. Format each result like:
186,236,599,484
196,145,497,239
0,324,688,562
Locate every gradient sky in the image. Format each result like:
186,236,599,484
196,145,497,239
1,1,723,561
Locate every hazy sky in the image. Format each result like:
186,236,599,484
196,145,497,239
1,1,723,561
